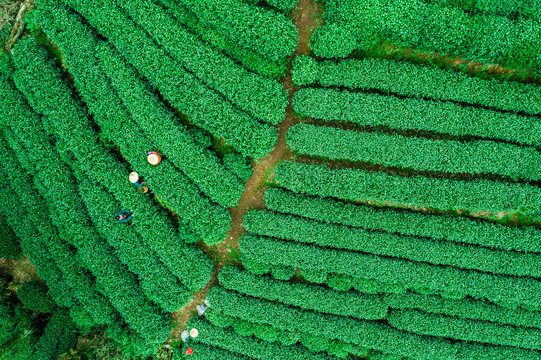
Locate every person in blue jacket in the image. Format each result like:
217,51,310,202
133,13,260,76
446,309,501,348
114,210,134,225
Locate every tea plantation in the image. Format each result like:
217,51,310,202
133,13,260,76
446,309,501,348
0,0,540,359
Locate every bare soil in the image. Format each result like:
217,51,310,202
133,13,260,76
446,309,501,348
0,255,38,285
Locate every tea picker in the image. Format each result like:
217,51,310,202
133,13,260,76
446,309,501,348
114,210,134,225
147,150,162,165
129,171,149,194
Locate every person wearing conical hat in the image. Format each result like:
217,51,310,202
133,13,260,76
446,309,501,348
147,151,162,165
129,172,149,194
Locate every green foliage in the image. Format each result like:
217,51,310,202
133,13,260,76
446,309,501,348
370,350,410,360
311,23,362,58
32,1,231,244
292,56,541,115
385,291,541,330
0,294,16,346
313,0,541,72
57,0,277,158
388,308,541,351
223,151,253,183
0,125,114,326
261,0,297,11
9,38,171,351
17,281,57,313
10,29,212,288
0,214,21,259
272,161,541,220
96,41,244,207
423,0,541,22
293,88,541,147
206,287,518,360
187,317,334,360
264,188,541,253
115,0,288,124
218,266,388,320
244,209,541,278
32,310,78,360
287,124,541,180
171,0,297,60
160,0,288,80
78,178,193,311
182,343,253,359
240,234,541,310
291,55,319,86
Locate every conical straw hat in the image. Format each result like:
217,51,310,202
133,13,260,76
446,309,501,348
129,171,139,183
189,328,198,338
147,153,160,165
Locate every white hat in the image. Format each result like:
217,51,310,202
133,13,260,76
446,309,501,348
189,328,198,338
129,172,139,183
147,153,161,165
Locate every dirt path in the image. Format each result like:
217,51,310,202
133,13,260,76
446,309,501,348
168,265,220,340
0,256,38,285
168,0,323,341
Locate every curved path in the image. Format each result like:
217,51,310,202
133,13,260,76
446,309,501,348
169,0,323,340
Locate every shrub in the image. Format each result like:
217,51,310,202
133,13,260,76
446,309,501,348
17,281,57,313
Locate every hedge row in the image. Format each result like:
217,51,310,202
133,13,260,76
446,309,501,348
11,38,171,347
421,0,541,26
385,291,541,330
160,0,288,80
206,308,371,358
205,287,539,360
10,21,213,286
32,310,77,360
59,0,277,158
96,41,244,207
312,0,541,73
223,152,253,183
184,343,253,360
271,161,541,220
78,178,193,312
260,0,297,12
17,281,57,313
292,56,541,115
116,0,287,124
243,209,541,278
370,351,410,360
287,124,541,180
0,294,16,346
0,128,115,326
388,308,541,351
264,188,541,253
240,235,541,310
0,135,99,332
292,88,541,147
32,1,231,244
173,0,297,60
218,266,388,320
188,317,340,360
0,214,21,259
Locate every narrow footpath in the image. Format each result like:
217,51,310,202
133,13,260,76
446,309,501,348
169,0,323,340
